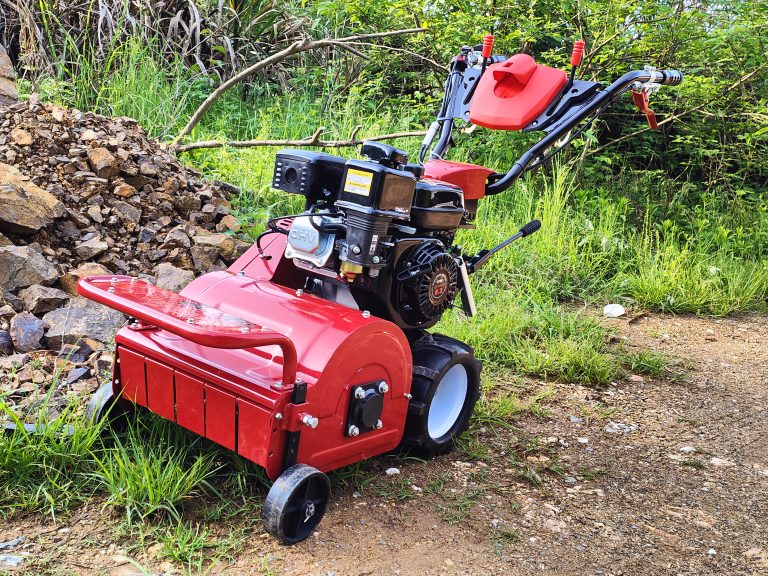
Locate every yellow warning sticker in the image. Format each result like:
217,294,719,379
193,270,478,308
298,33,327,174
344,169,373,197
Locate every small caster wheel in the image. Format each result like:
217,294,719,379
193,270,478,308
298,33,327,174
263,464,330,544
85,382,132,430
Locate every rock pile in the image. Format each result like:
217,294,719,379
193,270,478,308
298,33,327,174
0,96,249,416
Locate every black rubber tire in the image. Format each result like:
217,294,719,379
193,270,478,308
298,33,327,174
401,332,481,459
263,464,331,544
84,382,132,430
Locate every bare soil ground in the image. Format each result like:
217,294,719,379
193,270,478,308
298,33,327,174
2,312,767,576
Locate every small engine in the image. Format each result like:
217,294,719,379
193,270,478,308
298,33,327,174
271,142,467,331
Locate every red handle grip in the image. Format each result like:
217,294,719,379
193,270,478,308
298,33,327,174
482,34,495,59
570,40,585,67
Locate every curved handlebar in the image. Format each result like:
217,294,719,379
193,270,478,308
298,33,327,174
484,68,683,195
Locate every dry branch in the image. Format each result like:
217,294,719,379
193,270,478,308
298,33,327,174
172,28,426,145
175,128,428,154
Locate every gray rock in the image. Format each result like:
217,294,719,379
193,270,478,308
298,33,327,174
0,554,25,567
0,232,11,247
155,263,194,293
43,297,125,347
0,537,25,551
191,245,219,271
0,305,14,320
0,329,12,355
0,163,65,235
75,235,109,260
0,46,18,105
86,205,103,224
604,421,639,434
10,312,45,352
64,367,90,386
112,202,142,224
193,233,236,260
18,285,70,314
160,226,191,250
0,353,29,370
0,245,58,291
58,342,93,363
2,290,22,311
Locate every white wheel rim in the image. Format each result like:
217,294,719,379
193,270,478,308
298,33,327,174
428,364,469,439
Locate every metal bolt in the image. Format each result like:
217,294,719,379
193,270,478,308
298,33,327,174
348,425,360,437
362,310,371,319
275,413,283,420
372,255,381,264
378,381,389,394
302,415,319,429
187,318,195,324
376,419,383,429
274,381,283,388
107,287,115,293
354,387,366,399
238,271,245,276
351,245,361,255
404,393,413,400
296,289,304,297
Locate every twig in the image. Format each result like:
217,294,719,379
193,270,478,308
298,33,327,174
344,41,447,71
172,28,426,145
175,129,428,154
586,67,764,158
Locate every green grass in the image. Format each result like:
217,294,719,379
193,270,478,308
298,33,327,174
621,350,670,377
91,414,221,525
0,388,104,518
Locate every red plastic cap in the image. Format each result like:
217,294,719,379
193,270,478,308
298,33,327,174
570,40,585,67
482,34,495,59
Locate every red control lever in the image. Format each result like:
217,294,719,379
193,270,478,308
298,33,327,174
570,40,585,67
482,34,495,59
632,90,659,130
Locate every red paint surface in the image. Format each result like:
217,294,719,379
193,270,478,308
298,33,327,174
470,54,567,130
204,385,236,451
175,372,205,436
118,347,146,404
146,357,175,421
77,275,297,384
423,160,495,200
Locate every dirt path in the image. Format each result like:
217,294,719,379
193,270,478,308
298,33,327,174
2,313,767,575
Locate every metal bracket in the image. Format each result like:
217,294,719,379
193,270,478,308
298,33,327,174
282,380,307,470
457,257,477,317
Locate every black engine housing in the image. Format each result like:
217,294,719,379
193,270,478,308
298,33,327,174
394,242,459,326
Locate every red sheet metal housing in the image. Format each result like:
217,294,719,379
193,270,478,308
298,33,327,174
422,160,495,201
82,234,411,480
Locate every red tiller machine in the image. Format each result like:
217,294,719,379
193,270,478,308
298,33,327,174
81,36,682,543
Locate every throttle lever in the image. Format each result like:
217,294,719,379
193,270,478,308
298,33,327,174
632,88,659,130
